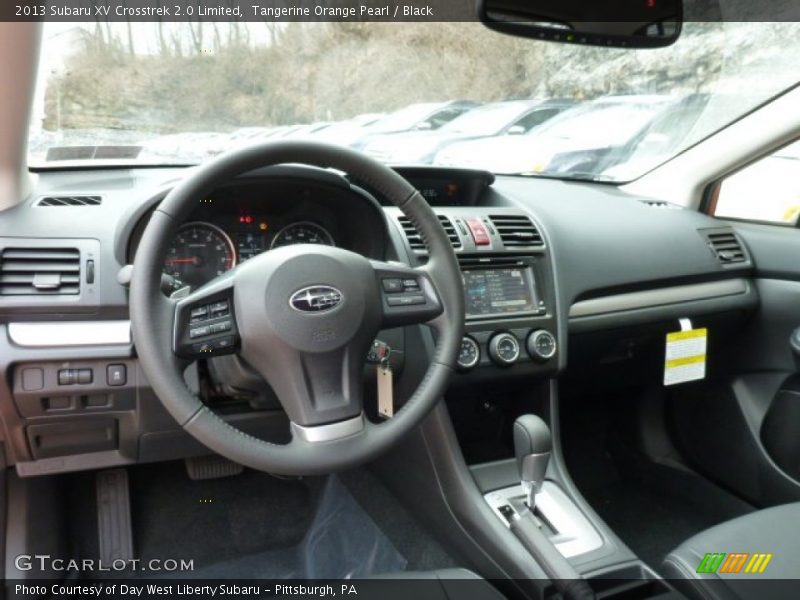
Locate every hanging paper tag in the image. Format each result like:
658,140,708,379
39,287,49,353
377,362,394,419
664,319,707,386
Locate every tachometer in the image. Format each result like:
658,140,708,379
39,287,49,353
163,222,236,289
270,221,335,249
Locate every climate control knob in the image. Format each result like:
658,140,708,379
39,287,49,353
457,336,480,370
488,333,520,366
527,330,557,362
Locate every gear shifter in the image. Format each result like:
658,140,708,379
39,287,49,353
513,414,552,509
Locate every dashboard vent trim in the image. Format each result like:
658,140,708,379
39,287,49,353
0,247,81,295
639,199,682,210
36,195,103,207
489,214,544,248
398,215,461,252
702,229,747,265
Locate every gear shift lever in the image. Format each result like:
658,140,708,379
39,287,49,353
513,414,552,509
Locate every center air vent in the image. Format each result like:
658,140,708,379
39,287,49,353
702,229,747,265
37,195,102,207
0,247,81,295
398,215,461,251
489,215,543,248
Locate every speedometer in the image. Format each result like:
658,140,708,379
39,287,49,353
163,222,236,289
270,221,335,249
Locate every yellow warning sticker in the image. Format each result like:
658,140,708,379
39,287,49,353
664,328,707,386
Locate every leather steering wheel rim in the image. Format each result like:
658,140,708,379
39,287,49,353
130,141,464,475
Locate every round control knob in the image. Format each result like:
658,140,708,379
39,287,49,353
488,333,520,366
527,330,557,362
457,336,480,370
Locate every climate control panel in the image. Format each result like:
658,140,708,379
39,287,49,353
456,329,557,371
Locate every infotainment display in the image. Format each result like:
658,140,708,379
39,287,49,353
462,267,539,318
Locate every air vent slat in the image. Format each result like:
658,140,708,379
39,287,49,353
0,247,81,296
37,195,102,207
489,215,543,248
702,229,747,265
398,215,461,252
2,249,80,261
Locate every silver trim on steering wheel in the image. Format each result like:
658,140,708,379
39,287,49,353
290,413,365,442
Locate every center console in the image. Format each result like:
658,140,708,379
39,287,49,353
388,206,560,381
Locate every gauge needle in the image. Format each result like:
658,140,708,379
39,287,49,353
167,257,199,265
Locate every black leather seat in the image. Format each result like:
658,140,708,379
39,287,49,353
662,503,800,600
370,568,506,600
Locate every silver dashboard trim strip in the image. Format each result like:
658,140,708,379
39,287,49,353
569,278,749,318
8,320,132,347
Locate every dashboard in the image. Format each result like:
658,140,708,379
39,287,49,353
0,163,758,475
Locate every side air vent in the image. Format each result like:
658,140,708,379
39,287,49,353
37,195,102,207
398,215,461,251
702,229,747,265
0,247,81,295
489,214,544,248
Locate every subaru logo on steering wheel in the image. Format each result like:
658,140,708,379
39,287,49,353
289,286,343,313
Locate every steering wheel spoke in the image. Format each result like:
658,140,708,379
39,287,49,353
171,271,240,359
289,412,368,444
370,260,444,328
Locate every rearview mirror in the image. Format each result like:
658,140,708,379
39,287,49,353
478,0,682,48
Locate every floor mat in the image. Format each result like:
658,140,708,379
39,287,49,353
186,475,406,578
67,461,456,578
561,391,755,571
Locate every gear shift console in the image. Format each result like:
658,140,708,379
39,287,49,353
484,413,604,560
513,414,552,509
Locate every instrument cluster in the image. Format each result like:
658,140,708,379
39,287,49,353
128,177,387,290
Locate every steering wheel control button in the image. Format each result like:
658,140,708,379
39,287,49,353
214,336,234,350
192,342,214,354
488,332,520,366
382,278,403,293
209,301,229,316
386,294,425,306
527,330,557,362
402,278,420,291
210,320,232,333
190,325,211,339
466,218,491,246
190,306,209,321
457,336,481,370
107,364,127,387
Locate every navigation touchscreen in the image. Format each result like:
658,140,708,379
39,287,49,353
463,267,539,318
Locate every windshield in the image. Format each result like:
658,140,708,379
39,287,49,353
31,21,800,182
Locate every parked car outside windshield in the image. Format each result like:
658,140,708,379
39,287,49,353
30,22,800,182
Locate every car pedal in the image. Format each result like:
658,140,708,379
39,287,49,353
96,469,134,564
185,455,244,480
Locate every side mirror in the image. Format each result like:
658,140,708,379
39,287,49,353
478,0,682,48
506,125,526,135
416,121,433,131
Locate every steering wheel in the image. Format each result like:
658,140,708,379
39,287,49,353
130,141,464,475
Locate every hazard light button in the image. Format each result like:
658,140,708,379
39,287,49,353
466,218,491,246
